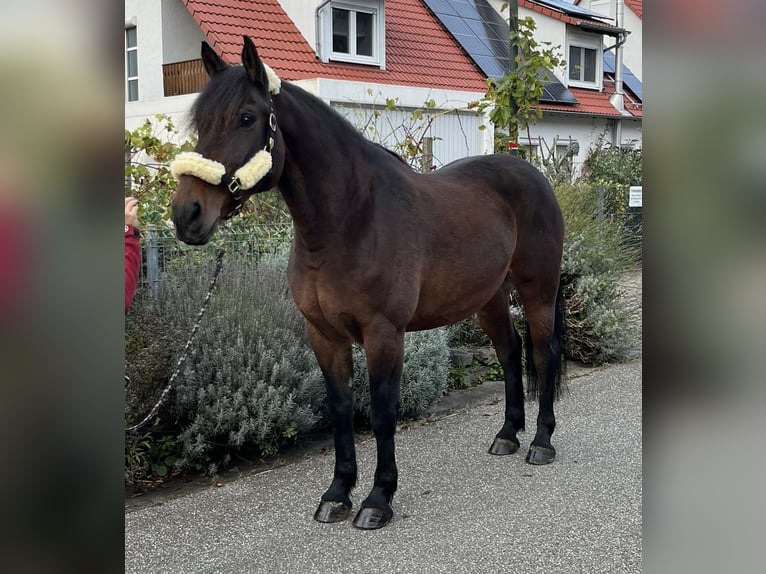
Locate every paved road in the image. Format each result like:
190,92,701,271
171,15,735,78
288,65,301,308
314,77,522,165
125,360,641,573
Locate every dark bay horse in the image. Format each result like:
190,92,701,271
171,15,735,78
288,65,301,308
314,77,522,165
171,36,566,530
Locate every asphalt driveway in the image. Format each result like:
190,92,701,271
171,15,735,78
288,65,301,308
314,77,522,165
125,359,641,573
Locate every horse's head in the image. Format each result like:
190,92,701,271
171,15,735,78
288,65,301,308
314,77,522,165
171,36,285,245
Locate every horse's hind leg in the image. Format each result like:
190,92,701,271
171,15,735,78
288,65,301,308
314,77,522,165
308,325,357,523
516,279,566,465
478,287,525,456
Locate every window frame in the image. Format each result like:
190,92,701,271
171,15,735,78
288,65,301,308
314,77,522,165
125,26,139,102
319,0,385,68
566,32,602,90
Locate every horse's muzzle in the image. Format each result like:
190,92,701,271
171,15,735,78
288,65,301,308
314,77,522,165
171,200,217,245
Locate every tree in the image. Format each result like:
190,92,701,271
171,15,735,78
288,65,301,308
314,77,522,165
125,114,194,227
478,7,565,155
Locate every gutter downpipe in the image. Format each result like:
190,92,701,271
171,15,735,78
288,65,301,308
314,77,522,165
608,0,628,148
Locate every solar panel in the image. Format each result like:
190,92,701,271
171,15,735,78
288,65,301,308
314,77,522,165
422,0,510,77
603,51,642,101
422,0,577,105
453,34,493,57
530,0,614,21
470,55,507,79
538,67,578,104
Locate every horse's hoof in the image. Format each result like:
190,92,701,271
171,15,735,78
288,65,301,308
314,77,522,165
352,506,393,530
314,500,351,523
525,444,556,465
488,437,520,455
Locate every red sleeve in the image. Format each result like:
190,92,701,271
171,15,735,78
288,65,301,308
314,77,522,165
125,226,141,313
0,205,33,322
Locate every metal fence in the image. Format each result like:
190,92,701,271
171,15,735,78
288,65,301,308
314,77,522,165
139,223,293,299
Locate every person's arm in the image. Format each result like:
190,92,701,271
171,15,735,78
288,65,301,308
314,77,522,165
125,197,141,313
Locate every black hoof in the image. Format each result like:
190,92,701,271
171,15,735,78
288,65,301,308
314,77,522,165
352,506,393,530
525,444,556,465
314,500,351,523
488,437,520,456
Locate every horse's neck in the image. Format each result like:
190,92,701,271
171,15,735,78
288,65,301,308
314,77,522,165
274,86,374,248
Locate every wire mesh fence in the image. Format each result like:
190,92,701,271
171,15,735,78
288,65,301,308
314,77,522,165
139,223,293,299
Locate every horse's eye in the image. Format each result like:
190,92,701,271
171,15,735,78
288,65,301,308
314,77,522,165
239,114,256,128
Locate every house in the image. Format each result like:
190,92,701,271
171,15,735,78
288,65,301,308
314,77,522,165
125,0,641,172
124,0,494,169
482,0,643,168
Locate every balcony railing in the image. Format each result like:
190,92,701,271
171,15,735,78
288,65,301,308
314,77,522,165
163,59,209,97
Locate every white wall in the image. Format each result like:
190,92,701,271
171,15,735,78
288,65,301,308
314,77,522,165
519,6,570,82
315,79,493,161
125,94,199,144
125,0,165,101
278,0,321,50
622,7,642,81
525,114,641,176
125,0,210,129
161,0,207,64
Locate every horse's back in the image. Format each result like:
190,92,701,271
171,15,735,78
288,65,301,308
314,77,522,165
426,154,564,284
434,154,556,203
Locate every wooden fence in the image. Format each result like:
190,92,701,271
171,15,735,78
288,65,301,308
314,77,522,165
163,59,209,97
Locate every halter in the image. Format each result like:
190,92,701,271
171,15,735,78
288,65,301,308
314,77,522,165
169,64,281,219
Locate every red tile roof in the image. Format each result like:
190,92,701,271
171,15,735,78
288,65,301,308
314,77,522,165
625,0,642,20
540,78,641,118
181,1,639,120
181,0,488,92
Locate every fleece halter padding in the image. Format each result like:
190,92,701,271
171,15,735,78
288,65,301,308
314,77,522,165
170,148,273,192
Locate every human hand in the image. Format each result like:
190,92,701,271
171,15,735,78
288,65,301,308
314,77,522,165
125,196,139,228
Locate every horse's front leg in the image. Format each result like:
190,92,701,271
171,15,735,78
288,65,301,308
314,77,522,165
308,324,357,523
353,321,404,530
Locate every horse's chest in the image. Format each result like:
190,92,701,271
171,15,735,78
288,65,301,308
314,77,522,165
288,265,357,333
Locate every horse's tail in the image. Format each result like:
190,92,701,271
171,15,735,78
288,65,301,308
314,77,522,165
524,283,567,400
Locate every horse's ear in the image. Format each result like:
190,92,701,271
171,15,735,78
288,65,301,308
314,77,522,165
201,42,228,78
241,35,268,88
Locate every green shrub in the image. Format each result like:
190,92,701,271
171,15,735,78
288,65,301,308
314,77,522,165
555,183,640,364
165,252,326,470
446,315,489,348
580,138,643,260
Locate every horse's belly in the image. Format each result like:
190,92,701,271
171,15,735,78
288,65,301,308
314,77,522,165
406,267,509,331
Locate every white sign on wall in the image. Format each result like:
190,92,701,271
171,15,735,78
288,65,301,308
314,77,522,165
629,186,642,208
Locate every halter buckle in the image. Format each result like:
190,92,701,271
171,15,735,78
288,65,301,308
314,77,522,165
227,178,242,194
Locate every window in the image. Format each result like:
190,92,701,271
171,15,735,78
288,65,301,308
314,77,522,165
569,45,597,83
319,1,385,67
567,33,602,89
126,27,138,101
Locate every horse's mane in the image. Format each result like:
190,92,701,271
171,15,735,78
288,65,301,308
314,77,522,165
190,66,407,167
280,81,408,166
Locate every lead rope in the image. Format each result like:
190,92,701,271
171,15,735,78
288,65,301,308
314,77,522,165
125,248,225,435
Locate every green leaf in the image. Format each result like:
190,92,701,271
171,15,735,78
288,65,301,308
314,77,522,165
151,463,168,477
